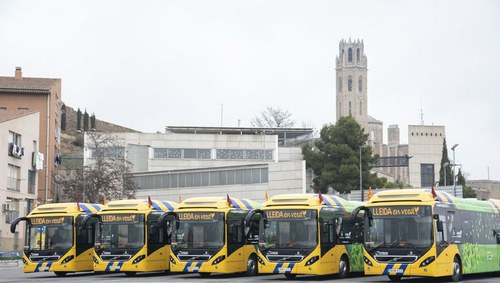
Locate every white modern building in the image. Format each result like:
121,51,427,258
0,110,39,251
84,127,314,203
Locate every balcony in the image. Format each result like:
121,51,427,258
8,143,24,159
7,177,20,191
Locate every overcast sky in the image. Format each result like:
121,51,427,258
1,0,499,181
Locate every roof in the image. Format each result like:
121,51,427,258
29,203,102,216
177,196,260,210
165,125,314,140
367,115,383,124
0,76,60,94
263,194,363,212
0,110,39,123
102,199,178,212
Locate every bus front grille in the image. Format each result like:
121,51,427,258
100,254,132,261
266,255,304,262
374,255,418,263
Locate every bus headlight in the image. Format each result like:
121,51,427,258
170,256,176,264
61,255,74,264
305,256,319,266
419,256,435,267
22,258,27,265
364,256,373,266
212,255,226,265
93,256,99,264
257,256,265,265
132,254,146,264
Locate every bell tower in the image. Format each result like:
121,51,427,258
336,38,368,131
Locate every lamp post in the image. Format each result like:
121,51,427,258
359,145,366,201
451,144,459,196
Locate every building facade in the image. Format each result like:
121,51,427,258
84,127,314,203
335,39,446,188
0,111,39,251
0,67,62,204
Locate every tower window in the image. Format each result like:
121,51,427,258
349,101,352,116
348,48,353,62
339,103,341,116
348,76,352,91
358,76,363,92
338,77,342,92
360,102,362,115
356,48,360,62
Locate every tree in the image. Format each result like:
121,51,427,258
90,113,96,130
83,109,89,131
438,138,454,186
251,106,295,128
61,103,66,131
76,108,82,131
55,132,137,203
457,169,476,198
302,116,379,194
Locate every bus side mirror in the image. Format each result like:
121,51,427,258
10,217,29,233
436,220,443,232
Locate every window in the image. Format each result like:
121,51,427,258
356,48,360,62
349,101,352,116
9,131,21,146
0,107,6,112
339,103,341,116
348,48,352,62
28,170,36,194
358,76,363,92
338,77,342,92
348,76,352,91
420,164,435,187
17,107,28,112
360,102,362,115
7,164,20,191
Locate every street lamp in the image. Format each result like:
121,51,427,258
359,145,367,201
451,144,459,196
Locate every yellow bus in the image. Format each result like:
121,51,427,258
245,193,365,279
169,196,261,276
89,198,178,276
353,188,500,282
10,202,102,276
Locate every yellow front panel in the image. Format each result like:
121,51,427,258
94,246,169,273
364,244,460,278
257,245,347,276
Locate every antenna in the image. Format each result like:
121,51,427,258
220,104,224,127
420,107,424,125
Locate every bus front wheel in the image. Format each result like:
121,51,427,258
338,255,349,279
246,255,258,276
54,272,67,277
388,274,402,282
450,256,462,282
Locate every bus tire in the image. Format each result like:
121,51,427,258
199,272,211,277
388,274,402,282
125,272,137,276
450,256,462,282
284,273,296,279
246,255,258,276
338,255,350,279
54,272,67,277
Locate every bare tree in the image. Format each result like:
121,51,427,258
55,132,136,203
251,106,295,128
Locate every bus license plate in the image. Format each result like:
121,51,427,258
279,267,291,272
389,268,403,273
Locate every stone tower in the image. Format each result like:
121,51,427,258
336,39,368,131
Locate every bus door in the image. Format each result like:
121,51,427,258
146,212,168,271
319,208,336,273
227,211,246,272
434,204,454,273
76,215,97,270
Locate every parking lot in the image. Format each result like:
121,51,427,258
0,261,498,283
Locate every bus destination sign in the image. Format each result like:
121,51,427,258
265,210,310,219
178,212,216,221
101,214,139,222
371,206,423,217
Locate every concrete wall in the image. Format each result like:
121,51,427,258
0,112,39,251
408,125,445,188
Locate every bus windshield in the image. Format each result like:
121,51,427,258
175,212,225,249
260,210,317,250
365,205,433,251
99,214,145,249
28,216,74,251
